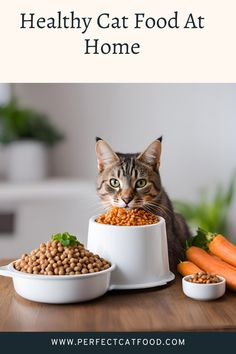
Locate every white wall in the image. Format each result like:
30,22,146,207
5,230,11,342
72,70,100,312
10,84,236,234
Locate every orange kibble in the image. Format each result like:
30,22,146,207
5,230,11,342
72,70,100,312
96,207,158,226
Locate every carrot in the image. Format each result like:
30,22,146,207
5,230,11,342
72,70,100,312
210,253,236,272
188,228,236,267
177,261,202,277
208,234,236,267
186,246,236,291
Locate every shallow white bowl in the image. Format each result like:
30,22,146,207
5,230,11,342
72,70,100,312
87,215,174,290
182,274,226,301
0,262,115,304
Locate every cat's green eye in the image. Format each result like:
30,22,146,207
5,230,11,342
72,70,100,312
135,179,147,188
110,178,120,188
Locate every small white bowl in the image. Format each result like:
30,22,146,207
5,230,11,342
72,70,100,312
182,274,226,301
0,262,115,304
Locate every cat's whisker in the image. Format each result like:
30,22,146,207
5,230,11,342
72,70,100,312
146,200,172,215
86,200,111,214
87,206,107,214
144,203,170,219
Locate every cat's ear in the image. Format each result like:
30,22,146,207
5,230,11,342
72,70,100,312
137,137,162,169
95,139,119,172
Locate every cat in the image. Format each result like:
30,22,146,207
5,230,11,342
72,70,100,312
95,136,191,272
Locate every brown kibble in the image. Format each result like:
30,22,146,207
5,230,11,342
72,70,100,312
27,266,33,273
187,272,221,284
81,268,88,274
14,236,111,276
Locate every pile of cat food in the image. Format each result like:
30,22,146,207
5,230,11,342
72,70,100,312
96,207,158,226
187,272,222,284
13,233,111,275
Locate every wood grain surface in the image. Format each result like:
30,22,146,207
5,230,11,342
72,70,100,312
1,259,236,332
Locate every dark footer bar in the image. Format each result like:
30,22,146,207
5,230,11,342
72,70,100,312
0,332,235,354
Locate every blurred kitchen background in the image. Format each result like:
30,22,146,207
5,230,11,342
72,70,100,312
0,83,235,257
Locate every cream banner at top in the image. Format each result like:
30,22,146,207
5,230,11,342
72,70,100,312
0,0,235,82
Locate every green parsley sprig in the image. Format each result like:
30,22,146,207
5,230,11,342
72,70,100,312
51,232,79,247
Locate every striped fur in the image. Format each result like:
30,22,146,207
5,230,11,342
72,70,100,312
95,138,191,272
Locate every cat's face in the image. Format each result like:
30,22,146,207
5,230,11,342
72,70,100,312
95,138,162,211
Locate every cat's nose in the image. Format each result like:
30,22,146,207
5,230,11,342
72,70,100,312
121,196,133,205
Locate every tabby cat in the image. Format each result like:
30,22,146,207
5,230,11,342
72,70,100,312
95,137,190,272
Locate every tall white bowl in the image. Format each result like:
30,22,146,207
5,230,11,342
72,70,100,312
87,215,174,290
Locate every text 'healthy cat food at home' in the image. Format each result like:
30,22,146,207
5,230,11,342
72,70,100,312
96,207,159,226
14,232,111,275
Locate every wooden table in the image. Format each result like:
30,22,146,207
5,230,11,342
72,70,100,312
1,259,236,332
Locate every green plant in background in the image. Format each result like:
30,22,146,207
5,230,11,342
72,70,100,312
174,175,235,235
0,99,64,146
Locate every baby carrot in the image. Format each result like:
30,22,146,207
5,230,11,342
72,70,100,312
208,234,236,267
186,246,236,291
177,261,202,277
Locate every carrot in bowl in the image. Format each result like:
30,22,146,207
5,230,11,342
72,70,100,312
186,246,236,291
177,261,202,277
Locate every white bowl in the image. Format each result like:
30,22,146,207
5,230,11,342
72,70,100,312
87,215,174,290
0,262,115,304
182,274,226,301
